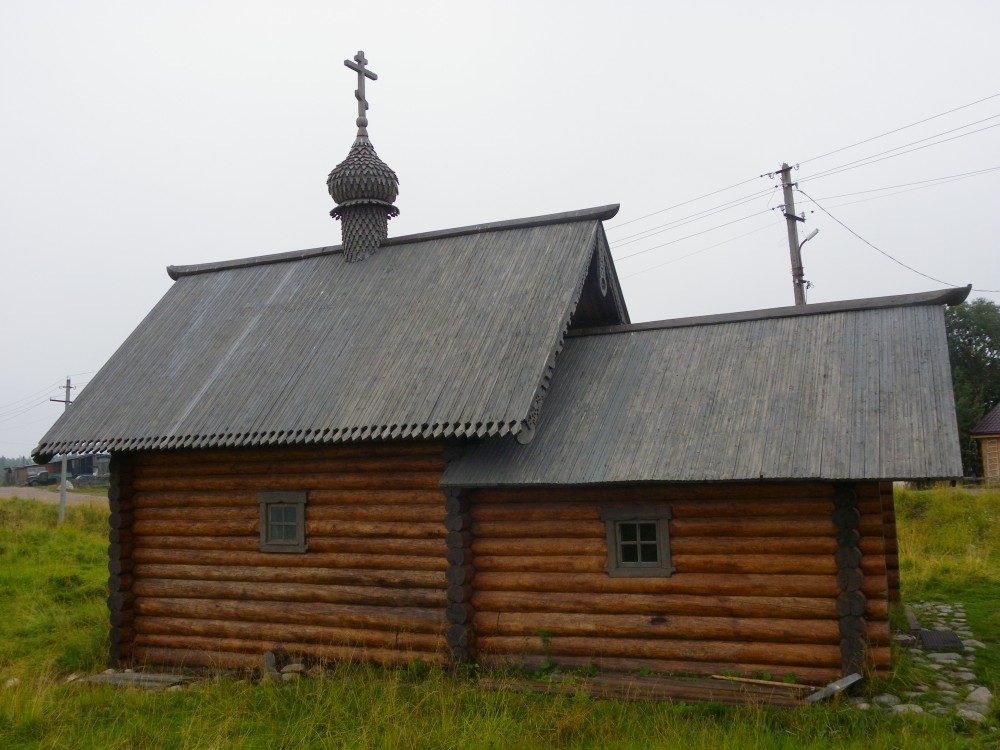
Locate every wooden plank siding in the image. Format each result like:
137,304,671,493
120,443,451,670
467,482,890,684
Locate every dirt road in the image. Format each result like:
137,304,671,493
0,486,108,507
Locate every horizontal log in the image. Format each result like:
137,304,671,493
132,578,446,609
134,488,445,508
132,472,440,493
472,538,606,556
134,491,255,508
867,619,891,646
132,519,446,539
475,555,604,574
471,500,838,522
135,616,442,652
674,555,836,575
885,554,899,570
869,645,891,667
477,635,843,667
134,597,446,632
133,547,445,572
136,442,445,466
133,563,446,587
472,517,840,539
861,555,886,576
133,456,446,480
474,553,844,576
858,537,887,555
470,483,841,504
861,575,889,598
474,612,841,644
133,535,445,556
672,537,837,555
134,503,445,524
470,591,838,619
472,571,839,597
476,653,840,686
864,599,889,619
885,539,898,554
131,641,449,669
133,519,256,537
886,570,899,589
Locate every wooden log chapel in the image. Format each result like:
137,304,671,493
35,52,969,685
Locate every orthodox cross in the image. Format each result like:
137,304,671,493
344,50,377,134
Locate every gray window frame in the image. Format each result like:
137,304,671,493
600,506,674,577
258,491,308,553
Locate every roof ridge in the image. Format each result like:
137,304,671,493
167,204,620,280
567,286,972,338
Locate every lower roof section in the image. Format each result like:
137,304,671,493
444,290,966,486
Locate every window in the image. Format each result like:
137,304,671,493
600,506,674,577
258,491,307,553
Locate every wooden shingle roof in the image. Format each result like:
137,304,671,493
972,402,1000,436
33,206,625,461
444,288,969,486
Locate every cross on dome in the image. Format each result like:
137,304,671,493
344,51,378,135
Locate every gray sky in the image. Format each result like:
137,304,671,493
2,1,998,459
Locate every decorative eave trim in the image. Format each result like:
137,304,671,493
32,419,522,464
166,204,621,280
568,286,972,338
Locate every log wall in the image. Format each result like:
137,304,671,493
118,443,450,670
467,482,891,684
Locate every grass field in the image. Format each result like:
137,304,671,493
0,489,997,749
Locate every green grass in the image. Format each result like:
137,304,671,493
0,490,998,749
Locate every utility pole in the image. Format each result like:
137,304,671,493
778,163,807,305
50,377,74,523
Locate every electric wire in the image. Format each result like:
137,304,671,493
620,223,777,280
610,188,775,248
614,209,773,262
608,92,1000,243
0,379,68,412
795,166,1000,203
797,189,999,293
799,120,1000,184
799,91,1000,166
605,176,761,231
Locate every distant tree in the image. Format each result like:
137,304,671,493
944,298,1000,475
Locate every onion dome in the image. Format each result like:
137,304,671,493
329,51,399,263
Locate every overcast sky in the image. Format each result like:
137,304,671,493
2,1,998,459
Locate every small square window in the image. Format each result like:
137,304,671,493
600,507,674,578
258,491,307,553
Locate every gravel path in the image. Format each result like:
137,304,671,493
0,486,108,507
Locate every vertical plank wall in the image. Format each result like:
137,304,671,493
117,443,449,669
468,482,891,684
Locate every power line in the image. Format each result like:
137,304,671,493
799,91,1000,166
797,188,999,293
610,188,775,248
795,166,1000,203
0,378,67,412
620,223,776,280
800,119,1000,184
605,176,761,232
614,209,773,262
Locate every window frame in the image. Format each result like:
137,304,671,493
257,491,308,553
600,505,674,578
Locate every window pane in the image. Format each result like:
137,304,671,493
639,543,658,563
639,523,657,542
619,523,637,542
621,543,639,563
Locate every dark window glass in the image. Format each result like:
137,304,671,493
617,521,659,565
